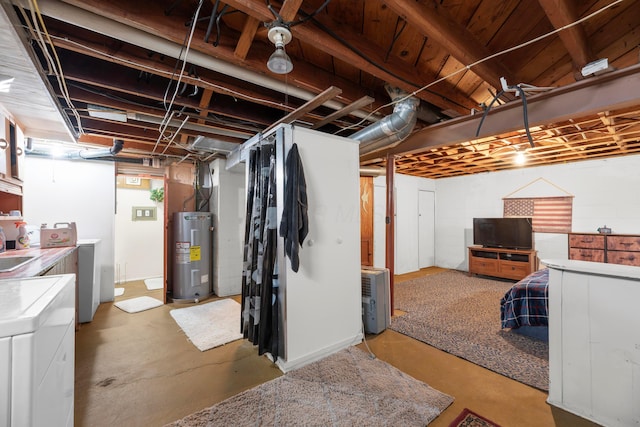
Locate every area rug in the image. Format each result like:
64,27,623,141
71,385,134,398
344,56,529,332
114,296,163,313
448,408,501,427
114,287,125,297
144,276,164,290
390,270,548,390
166,346,454,426
169,299,243,351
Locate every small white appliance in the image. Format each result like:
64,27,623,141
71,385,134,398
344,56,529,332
361,267,391,334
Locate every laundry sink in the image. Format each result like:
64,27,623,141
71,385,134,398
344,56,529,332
0,255,39,272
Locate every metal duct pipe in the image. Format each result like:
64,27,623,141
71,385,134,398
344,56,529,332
359,166,386,176
68,139,124,159
350,85,419,155
29,0,377,123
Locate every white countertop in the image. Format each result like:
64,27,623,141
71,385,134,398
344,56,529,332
542,258,640,280
0,274,74,337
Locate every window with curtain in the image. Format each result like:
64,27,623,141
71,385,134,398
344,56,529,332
503,196,573,233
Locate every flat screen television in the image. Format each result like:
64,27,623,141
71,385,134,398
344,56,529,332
473,217,533,250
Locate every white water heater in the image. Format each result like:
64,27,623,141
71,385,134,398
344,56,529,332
172,212,213,302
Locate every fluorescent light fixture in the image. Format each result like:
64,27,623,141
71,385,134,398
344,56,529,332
581,58,609,77
88,104,127,122
267,26,293,74
0,74,15,93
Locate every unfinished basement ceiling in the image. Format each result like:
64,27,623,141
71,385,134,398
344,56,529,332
1,0,639,177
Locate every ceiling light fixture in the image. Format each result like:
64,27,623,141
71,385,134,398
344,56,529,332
267,26,293,74
514,150,526,166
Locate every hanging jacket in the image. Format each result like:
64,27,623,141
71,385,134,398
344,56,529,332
279,143,308,272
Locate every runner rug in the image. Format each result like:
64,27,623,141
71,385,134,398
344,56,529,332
166,346,453,426
390,270,549,390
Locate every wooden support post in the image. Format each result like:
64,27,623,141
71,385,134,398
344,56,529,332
385,153,395,314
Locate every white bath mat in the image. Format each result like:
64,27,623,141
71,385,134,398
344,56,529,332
115,296,163,313
114,287,125,297
144,277,164,290
170,299,243,351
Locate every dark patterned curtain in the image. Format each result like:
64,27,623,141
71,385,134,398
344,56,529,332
241,142,282,358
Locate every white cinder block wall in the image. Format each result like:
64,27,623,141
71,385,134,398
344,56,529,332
210,159,245,296
23,156,116,302
374,154,640,275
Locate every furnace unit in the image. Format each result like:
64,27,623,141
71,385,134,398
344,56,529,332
172,212,213,302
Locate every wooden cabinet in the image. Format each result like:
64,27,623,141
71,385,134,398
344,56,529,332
468,246,538,281
569,233,640,266
0,116,24,214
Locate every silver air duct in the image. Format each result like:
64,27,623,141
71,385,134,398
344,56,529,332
351,85,419,155
68,139,124,159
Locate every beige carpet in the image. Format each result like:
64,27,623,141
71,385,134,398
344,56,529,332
166,346,453,426
390,270,548,390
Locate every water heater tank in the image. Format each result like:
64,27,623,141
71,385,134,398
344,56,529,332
172,212,213,302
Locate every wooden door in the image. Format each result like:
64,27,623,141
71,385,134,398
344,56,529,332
360,176,374,266
418,190,435,268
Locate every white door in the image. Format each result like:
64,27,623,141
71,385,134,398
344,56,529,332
418,190,435,268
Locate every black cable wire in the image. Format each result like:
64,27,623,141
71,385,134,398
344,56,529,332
476,84,535,148
516,86,535,148
385,18,407,63
265,0,331,27
475,89,504,138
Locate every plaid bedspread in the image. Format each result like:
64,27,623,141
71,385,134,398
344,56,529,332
500,268,549,329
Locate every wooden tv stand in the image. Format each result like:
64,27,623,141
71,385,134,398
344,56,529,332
468,246,538,281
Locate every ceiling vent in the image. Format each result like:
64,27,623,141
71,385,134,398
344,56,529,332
190,136,239,153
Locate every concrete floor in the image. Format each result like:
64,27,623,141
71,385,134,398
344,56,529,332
74,270,600,427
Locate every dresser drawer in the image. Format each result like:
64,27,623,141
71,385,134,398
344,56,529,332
569,234,605,249
498,261,530,280
606,235,640,252
469,257,498,276
607,251,640,266
569,248,605,263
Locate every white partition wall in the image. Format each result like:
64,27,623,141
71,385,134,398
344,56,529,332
241,124,363,372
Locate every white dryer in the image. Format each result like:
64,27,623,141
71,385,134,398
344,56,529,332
0,274,75,427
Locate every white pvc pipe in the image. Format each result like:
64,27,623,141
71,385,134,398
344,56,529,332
32,0,375,122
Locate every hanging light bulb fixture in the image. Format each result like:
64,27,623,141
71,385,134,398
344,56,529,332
267,26,293,74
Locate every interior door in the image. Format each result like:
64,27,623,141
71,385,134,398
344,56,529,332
418,190,435,268
360,176,374,266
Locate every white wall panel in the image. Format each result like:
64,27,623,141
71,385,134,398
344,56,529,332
23,156,116,302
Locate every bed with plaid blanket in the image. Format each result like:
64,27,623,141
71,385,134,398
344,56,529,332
500,268,549,329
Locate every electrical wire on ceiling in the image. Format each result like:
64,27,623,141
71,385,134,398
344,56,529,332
154,0,204,154
265,0,331,28
46,34,300,114
17,0,84,136
333,0,625,137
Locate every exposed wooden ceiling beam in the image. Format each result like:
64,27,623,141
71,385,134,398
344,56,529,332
361,63,640,161
234,15,260,59
537,0,593,72
265,86,342,132
382,0,519,92
223,0,476,115
311,96,375,130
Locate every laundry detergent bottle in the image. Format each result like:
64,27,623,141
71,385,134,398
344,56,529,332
16,221,30,249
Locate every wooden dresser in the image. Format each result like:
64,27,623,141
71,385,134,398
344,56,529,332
568,233,640,266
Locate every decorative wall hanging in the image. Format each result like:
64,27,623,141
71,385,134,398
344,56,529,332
503,178,574,233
